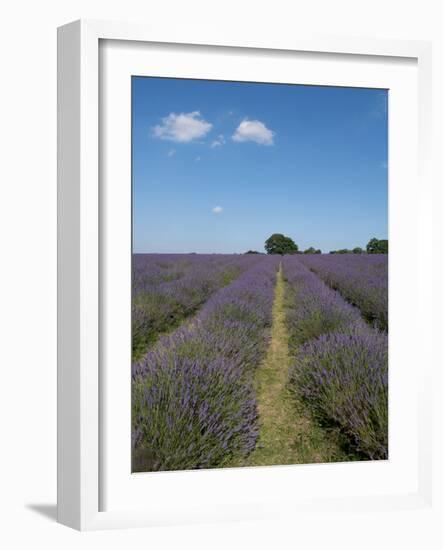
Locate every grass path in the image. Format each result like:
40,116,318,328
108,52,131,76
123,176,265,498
230,263,347,467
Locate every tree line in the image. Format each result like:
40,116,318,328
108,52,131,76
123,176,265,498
245,234,388,255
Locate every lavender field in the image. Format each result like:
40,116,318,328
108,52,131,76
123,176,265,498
298,254,388,331
130,79,389,471
132,253,388,471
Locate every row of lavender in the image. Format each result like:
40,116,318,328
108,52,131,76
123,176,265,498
283,257,388,460
132,254,262,360
132,256,279,471
298,254,388,331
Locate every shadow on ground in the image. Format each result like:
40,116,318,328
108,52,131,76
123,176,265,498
26,504,57,522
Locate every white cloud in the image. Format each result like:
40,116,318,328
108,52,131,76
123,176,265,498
152,111,212,143
212,206,223,214
211,134,226,148
167,149,176,157
232,119,275,145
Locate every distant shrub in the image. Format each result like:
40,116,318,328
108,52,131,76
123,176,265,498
366,238,388,254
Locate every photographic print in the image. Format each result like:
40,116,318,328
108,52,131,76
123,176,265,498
131,77,388,472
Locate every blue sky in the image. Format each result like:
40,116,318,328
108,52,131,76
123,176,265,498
132,77,388,254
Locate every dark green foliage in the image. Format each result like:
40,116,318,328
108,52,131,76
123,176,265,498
366,238,388,254
264,233,298,255
245,250,261,254
303,247,317,254
330,248,365,254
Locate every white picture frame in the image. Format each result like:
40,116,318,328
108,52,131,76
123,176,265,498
57,19,434,531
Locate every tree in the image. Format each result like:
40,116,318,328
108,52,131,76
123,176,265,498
245,250,261,254
304,247,317,254
264,233,298,255
315,249,322,254
352,247,363,254
380,240,388,253
366,238,388,254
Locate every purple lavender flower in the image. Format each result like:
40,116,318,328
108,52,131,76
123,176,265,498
132,253,264,359
282,257,364,346
132,256,279,471
293,327,388,459
283,256,388,460
298,254,388,331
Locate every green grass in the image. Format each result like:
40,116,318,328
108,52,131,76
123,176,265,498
229,264,349,467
